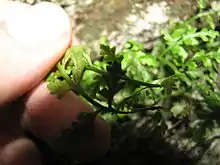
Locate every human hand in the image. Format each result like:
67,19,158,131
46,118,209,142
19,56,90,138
0,1,111,165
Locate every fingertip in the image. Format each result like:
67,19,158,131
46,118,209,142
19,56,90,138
21,82,111,161
0,2,73,106
0,0,30,23
0,138,42,165
70,116,111,161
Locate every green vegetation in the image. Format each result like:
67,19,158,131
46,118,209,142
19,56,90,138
46,0,220,163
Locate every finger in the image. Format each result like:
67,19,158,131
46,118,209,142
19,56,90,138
0,0,30,23
21,82,111,161
0,1,72,106
0,99,42,165
0,138,42,165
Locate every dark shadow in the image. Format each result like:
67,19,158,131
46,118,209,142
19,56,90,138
74,117,193,165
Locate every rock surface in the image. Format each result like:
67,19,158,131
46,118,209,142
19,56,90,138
15,0,198,56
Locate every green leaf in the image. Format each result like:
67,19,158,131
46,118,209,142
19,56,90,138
198,85,220,108
202,57,212,67
46,45,92,97
45,8,220,144
46,71,71,98
121,47,153,81
125,40,144,51
100,44,116,60
171,28,186,39
81,70,102,97
171,45,188,61
206,15,215,29
214,50,220,63
176,73,191,86
186,25,197,34
161,29,174,43
198,0,209,11
171,100,189,118
193,50,205,59
192,51,213,67
121,51,132,70
140,54,158,67
184,38,199,46
185,61,197,70
200,35,209,42
200,28,219,41
161,76,176,96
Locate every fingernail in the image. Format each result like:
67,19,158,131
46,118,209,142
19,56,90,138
5,2,70,49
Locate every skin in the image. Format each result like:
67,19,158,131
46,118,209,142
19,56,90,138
0,1,111,164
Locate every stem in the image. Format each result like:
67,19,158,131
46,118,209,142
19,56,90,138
57,63,73,85
77,87,107,110
86,65,161,88
164,120,185,138
86,65,108,76
157,56,178,73
132,106,162,112
75,87,162,115
121,76,161,88
184,9,217,25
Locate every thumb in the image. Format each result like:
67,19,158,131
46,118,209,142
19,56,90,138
0,1,72,106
